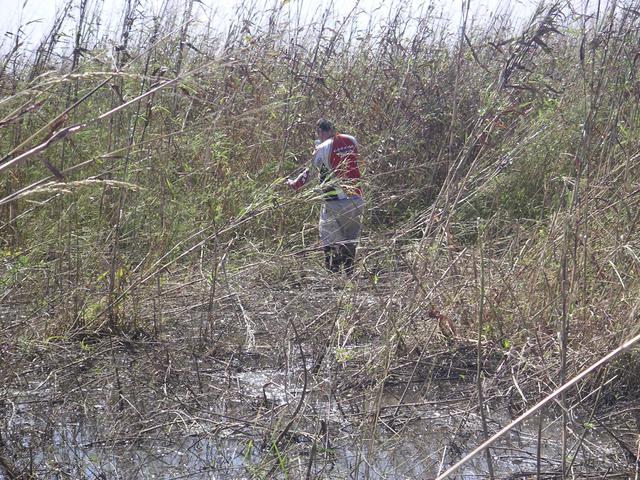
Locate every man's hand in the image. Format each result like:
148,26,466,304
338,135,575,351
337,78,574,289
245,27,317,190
285,168,309,191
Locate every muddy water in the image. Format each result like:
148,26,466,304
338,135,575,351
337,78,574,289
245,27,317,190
2,363,626,480
0,301,628,478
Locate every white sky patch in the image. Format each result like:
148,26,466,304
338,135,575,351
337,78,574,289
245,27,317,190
1,0,544,55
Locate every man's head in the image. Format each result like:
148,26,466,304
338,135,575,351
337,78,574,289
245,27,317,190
316,118,335,142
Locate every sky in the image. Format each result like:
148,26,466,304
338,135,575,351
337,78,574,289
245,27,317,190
1,0,541,52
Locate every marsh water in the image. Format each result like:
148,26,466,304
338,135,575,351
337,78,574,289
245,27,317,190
2,358,627,479
0,285,634,480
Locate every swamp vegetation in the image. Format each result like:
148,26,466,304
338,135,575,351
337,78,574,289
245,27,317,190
1,0,640,478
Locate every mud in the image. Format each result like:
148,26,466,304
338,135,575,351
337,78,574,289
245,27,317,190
0,268,636,479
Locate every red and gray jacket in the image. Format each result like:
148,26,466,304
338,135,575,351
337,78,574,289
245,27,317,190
289,134,362,200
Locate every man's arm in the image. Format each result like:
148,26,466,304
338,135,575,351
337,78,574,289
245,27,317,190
285,138,331,191
286,167,310,190
286,143,326,190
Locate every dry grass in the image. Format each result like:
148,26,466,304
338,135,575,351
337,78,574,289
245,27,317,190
1,0,640,478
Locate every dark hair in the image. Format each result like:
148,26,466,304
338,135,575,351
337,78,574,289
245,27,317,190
316,118,334,132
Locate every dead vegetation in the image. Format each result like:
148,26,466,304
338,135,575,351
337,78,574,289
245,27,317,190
1,0,640,478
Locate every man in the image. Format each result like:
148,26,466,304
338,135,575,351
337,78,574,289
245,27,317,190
286,118,364,274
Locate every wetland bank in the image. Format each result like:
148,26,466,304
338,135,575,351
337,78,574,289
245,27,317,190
1,266,634,478
2,0,640,478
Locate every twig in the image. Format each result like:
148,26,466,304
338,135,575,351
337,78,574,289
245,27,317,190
436,328,640,479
